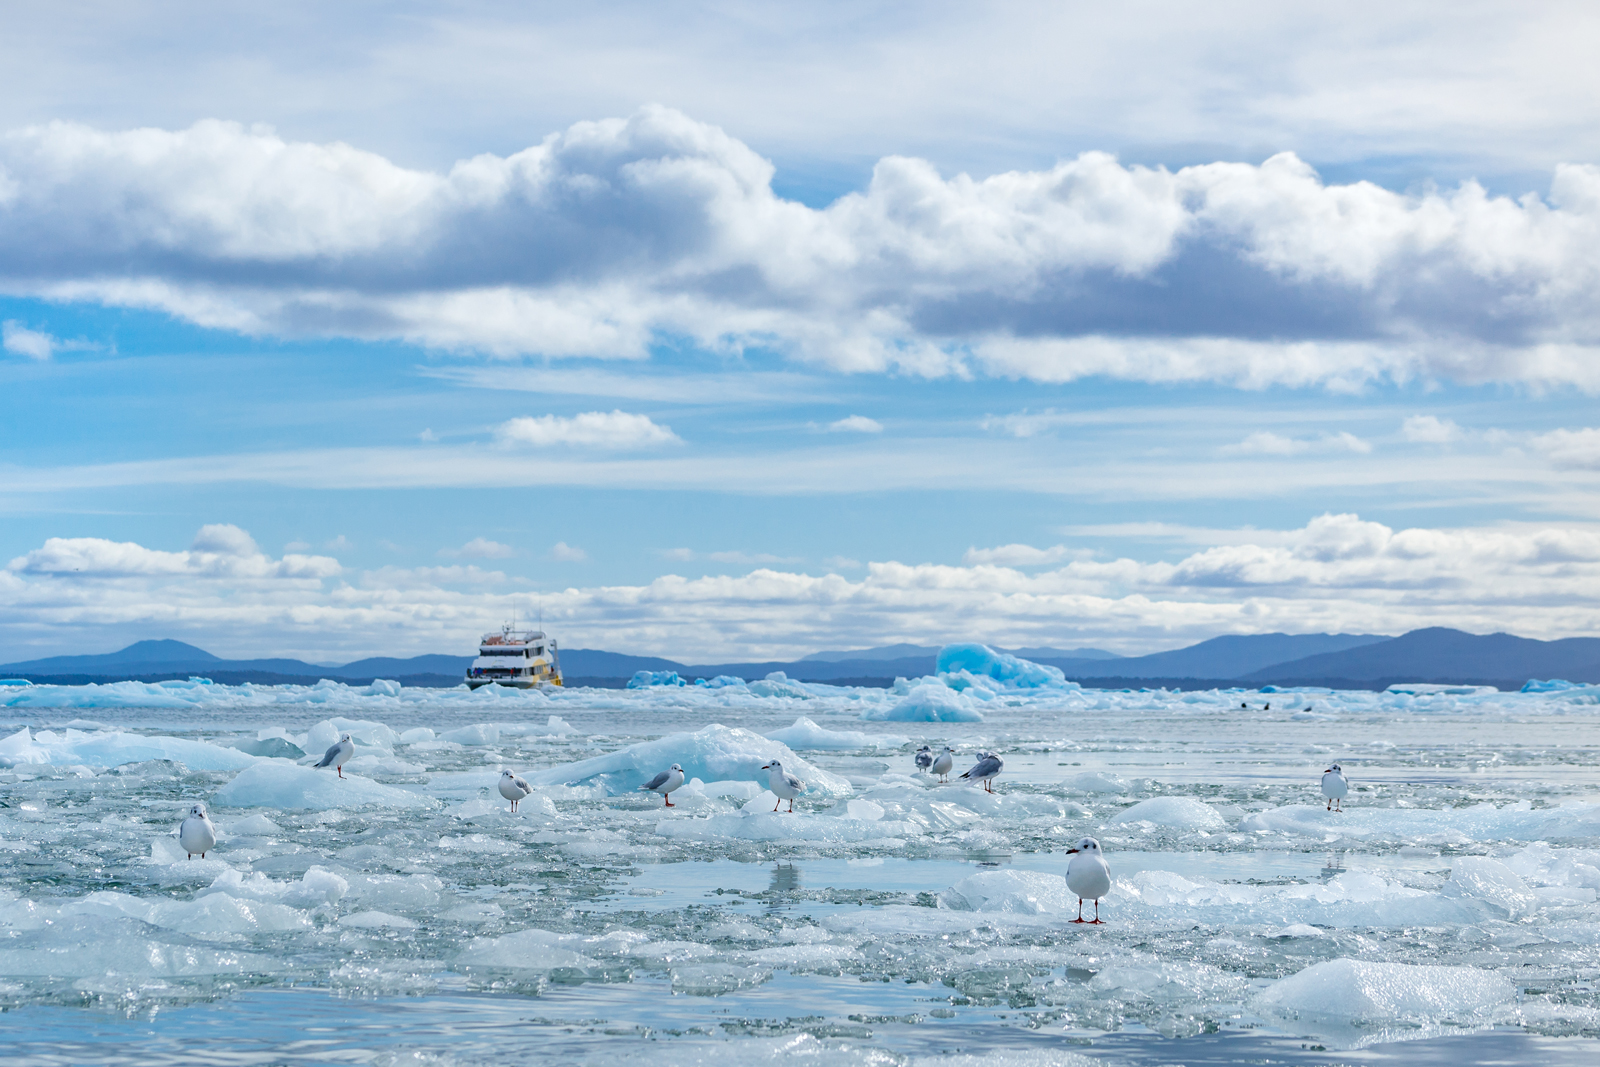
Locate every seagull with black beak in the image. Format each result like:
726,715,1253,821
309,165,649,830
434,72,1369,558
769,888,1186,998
1322,762,1349,812
315,733,355,779
640,763,686,807
178,803,216,860
959,751,1003,793
761,759,805,813
1065,836,1112,924
499,769,532,811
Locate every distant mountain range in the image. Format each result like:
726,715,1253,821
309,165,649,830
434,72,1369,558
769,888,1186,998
2,628,1596,690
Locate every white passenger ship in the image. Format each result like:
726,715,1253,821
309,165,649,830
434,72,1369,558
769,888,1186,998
464,624,563,689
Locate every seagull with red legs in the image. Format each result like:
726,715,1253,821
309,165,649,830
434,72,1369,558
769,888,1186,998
1066,836,1112,924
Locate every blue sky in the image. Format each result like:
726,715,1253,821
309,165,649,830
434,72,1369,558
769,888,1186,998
2,3,1599,661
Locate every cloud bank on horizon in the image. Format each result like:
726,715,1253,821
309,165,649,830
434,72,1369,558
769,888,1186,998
5,516,1600,662
1,108,1598,389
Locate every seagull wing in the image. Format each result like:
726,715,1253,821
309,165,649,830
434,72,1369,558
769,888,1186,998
512,775,531,792
642,770,670,791
315,744,340,767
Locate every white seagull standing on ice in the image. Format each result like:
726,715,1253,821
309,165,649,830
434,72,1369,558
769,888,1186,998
1322,762,1349,812
1065,836,1112,924
315,733,355,779
761,760,806,813
499,770,532,811
914,745,933,772
959,751,1004,793
640,763,686,807
930,746,955,783
179,803,217,860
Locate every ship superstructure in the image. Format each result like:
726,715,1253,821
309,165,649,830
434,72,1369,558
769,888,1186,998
464,625,562,689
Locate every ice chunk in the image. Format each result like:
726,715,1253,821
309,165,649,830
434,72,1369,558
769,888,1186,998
861,680,984,722
935,644,1077,690
628,670,685,688
438,723,502,745
746,672,814,699
545,715,578,735
306,717,400,751
765,717,907,750
339,910,418,929
693,675,747,689
1066,770,1130,794
527,723,851,798
1253,959,1513,1046
365,679,402,697
1443,856,1539,919
1111,796,1227,830
398,727,435,743
670,962,772,995
224,814,282,836
943,870,1077,914
231,736,306,759
212,762,433,810
0,727,259,771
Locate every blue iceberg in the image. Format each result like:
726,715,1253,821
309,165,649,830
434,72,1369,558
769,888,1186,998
627,670,686,688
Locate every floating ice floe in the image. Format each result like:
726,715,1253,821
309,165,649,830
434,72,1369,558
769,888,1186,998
1252,959,1515,1049
862,680,984,722
1239,801,1600,842
764,716,908,750
527,723,851,798
212,762,433,810
1111,796,1227,830
943,869,1078,914
935,644,1078,690
628,670,686,688
0,726,258,771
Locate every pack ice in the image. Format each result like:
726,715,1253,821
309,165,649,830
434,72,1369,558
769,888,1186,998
1,645,1600,1054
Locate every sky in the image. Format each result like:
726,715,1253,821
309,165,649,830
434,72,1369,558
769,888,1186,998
3,2,1600,663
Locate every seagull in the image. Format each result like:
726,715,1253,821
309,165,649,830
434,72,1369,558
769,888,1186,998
959,751,1003,793
761,760,806,813
640,763,686,807
914,745,933,772
1322,762,1349,812
315,733,355,779
179,803,217,860
930,746,955,783
1065,836,1112,923
498,769,533,811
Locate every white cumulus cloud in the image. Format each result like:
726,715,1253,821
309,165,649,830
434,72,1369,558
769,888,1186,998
549,542,587,562
828,415,883,433
1402,415,1463,443
1,111,1599,388
440,537,516,560
495,410,680,449
8,515,1600,661
962,544,1077,566
1225,431,1372,456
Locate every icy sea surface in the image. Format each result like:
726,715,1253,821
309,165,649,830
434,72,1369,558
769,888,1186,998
3,671,1600,1065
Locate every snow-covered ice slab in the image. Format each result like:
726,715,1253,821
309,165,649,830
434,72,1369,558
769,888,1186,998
765,716,908,750
0,726,258,770
528,723,851,798
1240,801,1600,842
212,762,433,809
1253,959,1515,1048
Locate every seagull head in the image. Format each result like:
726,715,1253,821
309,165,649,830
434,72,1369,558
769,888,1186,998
340,733,353,743
501,770,515,778
1066,836,1101,855
761,760,780,771
189,804,206,817
1327,763,1342,773
669,763,683,771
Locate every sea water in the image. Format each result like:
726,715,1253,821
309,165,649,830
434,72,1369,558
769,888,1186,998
2,676,1600,1064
